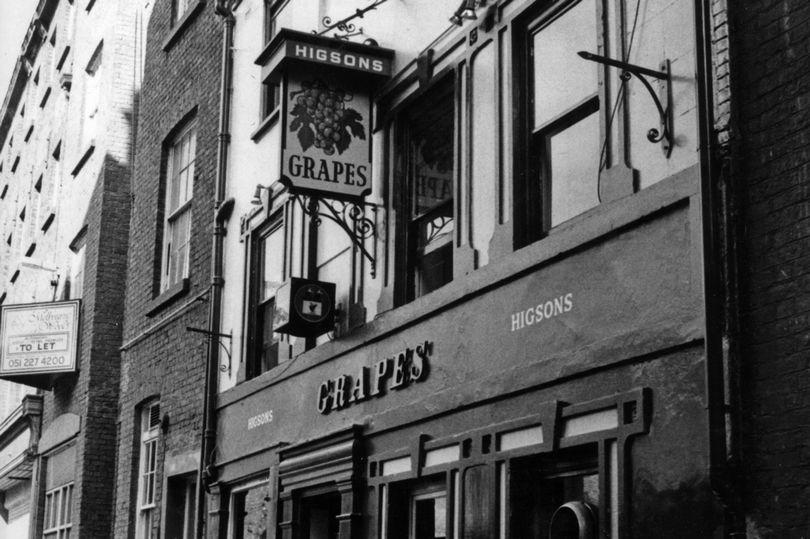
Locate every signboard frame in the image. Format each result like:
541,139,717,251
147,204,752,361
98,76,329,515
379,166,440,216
0,300,81,381
258,29,394,202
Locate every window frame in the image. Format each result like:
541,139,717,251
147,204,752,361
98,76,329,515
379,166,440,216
136,401,161,539
42,482,74,539
160,120,197,293
246,216,286,379
263,0,290,44
260,79,281,122
171,0,192,27
228,477,272,539
367,389,648,538
514,0,605,247
393,74,457,306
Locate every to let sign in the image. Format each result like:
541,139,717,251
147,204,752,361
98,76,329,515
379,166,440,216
0,300,80,376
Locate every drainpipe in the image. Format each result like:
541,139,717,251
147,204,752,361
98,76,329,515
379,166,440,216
694,0,743,536
197,1,234,537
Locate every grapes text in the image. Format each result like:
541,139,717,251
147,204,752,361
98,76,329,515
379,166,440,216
287,154,368,186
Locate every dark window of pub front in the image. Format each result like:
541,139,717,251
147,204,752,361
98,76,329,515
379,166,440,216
386,475,449,539
247,220,284,378
510,444,600,538
231,482,271,539
396,77,455,304
515,0,600,248
299,492,342,539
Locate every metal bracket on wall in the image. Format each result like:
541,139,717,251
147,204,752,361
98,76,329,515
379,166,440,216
292,193,379,278
186,327,232,375
315,0,391,42
578,51,673,158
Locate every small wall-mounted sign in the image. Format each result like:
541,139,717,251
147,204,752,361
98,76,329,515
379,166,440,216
0,300,80,380
317,341,433,414
273,277,336,338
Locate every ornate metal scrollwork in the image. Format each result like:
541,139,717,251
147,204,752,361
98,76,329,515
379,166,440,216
186,327,232,375
293,194,379,277
425,215,453,245
316,0,391,41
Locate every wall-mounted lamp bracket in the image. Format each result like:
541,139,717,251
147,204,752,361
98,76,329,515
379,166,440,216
186,327,232,375
291,194,379,278
578,51,673,157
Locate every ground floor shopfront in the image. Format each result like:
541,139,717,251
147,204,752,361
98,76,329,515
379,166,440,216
209,173,723,537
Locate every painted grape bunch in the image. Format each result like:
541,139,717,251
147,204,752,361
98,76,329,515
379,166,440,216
289,80,365,156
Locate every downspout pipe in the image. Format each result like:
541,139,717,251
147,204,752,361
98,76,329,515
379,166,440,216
197,1,234,537
694,0,743,536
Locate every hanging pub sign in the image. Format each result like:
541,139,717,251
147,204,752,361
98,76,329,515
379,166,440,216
258,29,394,200
273,277,336,338
0,300,81,388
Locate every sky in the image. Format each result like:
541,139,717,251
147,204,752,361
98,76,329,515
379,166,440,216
0,0,40,101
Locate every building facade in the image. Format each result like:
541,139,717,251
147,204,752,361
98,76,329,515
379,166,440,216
729,0,810,536
203,0,740,537
113,0,222,537
0,0,148,537
0,0,807,538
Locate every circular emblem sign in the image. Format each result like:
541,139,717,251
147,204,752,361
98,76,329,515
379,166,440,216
294,283,332,323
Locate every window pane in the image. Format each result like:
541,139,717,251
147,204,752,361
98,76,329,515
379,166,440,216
258,299,278,372
407,79,455,298
548,112,599,226
260,227,284,301
234,484,271,539
413,495,447,539
168,207,191,285
60,487,68,525
65,485,73,523
44,492,51,526
411,104,453,219
510,448,599,538
533,0,598,129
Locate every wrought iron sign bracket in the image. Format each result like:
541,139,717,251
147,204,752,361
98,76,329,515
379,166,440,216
316,0,392,41
186,327,232,375
292,193,379,278
578,51,673,158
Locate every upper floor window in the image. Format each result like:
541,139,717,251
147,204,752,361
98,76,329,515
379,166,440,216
172,0,192,26
136,400,161,539
264,0,287,44
161,121,196,292
247,220,285,378
82,41,103,149
261,80,281,121
396,78,455,304
516,0,600,245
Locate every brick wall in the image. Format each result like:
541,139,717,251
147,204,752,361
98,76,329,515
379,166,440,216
729,1,810,536
114,0,222,536
24,1,139,537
